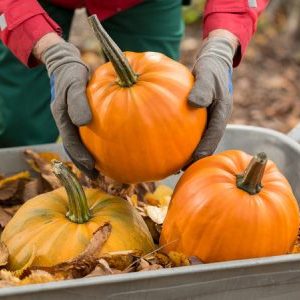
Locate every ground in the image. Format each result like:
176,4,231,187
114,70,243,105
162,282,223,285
69,9,300,134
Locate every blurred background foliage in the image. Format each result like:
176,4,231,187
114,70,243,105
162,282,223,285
70,0,300,133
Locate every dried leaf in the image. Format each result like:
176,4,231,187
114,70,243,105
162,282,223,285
24,150,61,189
14,245,37,278
138,264,163,272
101,250,142,271
3,205,21,217
0,172,30,205
189,256,203,265
168,251,190,267
79,222,112,259
22,177,44,202
85,259,122,278
0,242,8,267
144,185,173,206
143,217,161,244
0,208,12,228
136,258,150,271
0,270,20,286
43,223,112,279
0,172,30,189
144,205,168,225
19,270,62,286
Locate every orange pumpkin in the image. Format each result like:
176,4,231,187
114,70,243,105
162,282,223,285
79,15,207,183
160,150,300,263
2,161,154,270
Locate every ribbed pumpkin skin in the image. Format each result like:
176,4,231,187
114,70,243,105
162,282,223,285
79,52,207,183
160,150,300,263
2,188,154,270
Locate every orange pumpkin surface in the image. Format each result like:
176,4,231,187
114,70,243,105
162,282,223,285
79,16,207,183
160,150,300,263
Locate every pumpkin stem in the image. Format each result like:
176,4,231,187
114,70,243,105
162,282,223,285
236,152,267,195
88,14,138,87
52,160,91,223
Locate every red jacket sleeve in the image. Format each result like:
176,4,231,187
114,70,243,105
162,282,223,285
0,0,61,67
203,0,269,67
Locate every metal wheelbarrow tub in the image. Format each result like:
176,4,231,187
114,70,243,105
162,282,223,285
0,124,300,300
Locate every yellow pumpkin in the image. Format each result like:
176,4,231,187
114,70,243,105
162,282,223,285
2,161,154,270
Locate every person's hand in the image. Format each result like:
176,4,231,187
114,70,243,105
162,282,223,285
33,34,98,178
185,30,238,168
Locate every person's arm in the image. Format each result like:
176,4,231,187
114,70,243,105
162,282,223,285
203,0,270,66
0,1,96,178
185,0,269,167
0,0,61,66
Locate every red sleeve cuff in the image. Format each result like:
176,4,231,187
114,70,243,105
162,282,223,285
8,14,61,67
203,12,254,67
0,0,61,67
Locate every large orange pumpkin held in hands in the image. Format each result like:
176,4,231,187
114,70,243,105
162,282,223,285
2,161,154,271
79,15,207,183
160,150,300,263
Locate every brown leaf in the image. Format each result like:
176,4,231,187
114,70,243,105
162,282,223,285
41,223,112,279
168,251,190,267
85,259,122,278
0,270,20,286
138,264,163,272
0,172,31,205
22,177,44,202
101,250,142,271
19,270,62,286
79,222,112,259
3,205,21,217
189,256,203,265
0,208,12,228
0,242,8,267
24,150,61,189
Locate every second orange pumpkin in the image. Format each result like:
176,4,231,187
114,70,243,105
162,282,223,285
79,16,207,183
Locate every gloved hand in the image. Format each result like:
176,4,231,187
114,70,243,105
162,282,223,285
186,35,237,167
43,42,98,179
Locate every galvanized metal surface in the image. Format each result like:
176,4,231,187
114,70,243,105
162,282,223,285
0,124,300,300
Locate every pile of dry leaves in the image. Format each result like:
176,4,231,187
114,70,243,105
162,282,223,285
0,149,200,287
0,149,300,288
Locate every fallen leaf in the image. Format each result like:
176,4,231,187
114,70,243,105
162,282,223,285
24,150,61,189
168,251,190,267
3,205,21,217
138,264,163,272
0,172,30,189
101,250,141,271
42,223,112,279
144,185,173,206
0,270,20,286
189,256,203,265
0,208,12,228
19,270,62,286
144,205,168,225
14,245,37,278
0,242,8,267
22,177,44,202
0,172,31,205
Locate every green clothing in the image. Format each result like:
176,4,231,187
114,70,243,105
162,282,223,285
0,0,183,147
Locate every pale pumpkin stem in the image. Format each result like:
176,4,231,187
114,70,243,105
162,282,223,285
52,160,91,223
236,152,267,195
88,14,138,87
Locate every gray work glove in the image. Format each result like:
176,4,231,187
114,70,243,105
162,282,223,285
43,42,98,179
185,37,235,168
